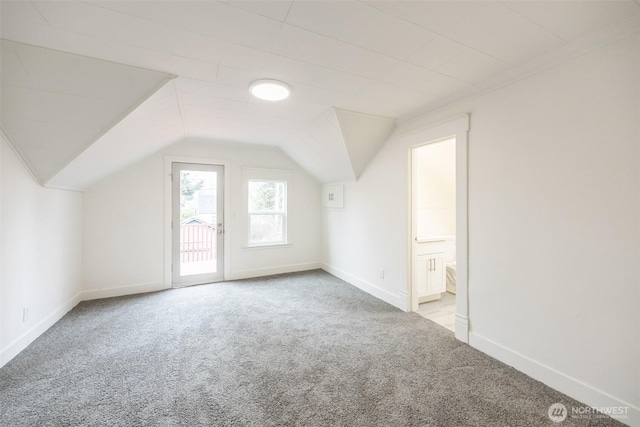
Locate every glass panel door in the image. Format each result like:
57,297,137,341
172,163,224,286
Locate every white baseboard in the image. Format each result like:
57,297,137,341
398,290,409,312
83,265,324,300
80,282,167,301
0,293,82,369
469,332,639,427
226,262,322,281
321,263,405,311
454,314,469,343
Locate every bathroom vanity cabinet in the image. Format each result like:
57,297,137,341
415,238,447,303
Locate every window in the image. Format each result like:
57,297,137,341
247,179,287,245
243,168,292,248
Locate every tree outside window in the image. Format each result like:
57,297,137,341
248,180,287,244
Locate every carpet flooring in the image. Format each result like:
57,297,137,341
0,270,624,426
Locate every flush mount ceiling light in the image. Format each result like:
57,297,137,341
249,79,290,101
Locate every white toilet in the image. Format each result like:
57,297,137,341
446,261,456,294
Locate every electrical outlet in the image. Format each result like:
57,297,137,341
379,269,385,279
22,308,29,322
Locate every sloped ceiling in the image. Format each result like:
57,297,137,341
335,109,396,180
0,39,174,184
283,108,355,184
1,1,639,189
46,79,184,189
282,108,396,183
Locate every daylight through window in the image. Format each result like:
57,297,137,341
248,180,287,245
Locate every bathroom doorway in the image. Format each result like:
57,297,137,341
410,137,457,332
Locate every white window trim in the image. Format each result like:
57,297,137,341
242,168,293,249
247,179,287,246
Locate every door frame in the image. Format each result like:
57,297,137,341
403,114,469,343
171,162,224,286
164,156,231,288
410,138,455,306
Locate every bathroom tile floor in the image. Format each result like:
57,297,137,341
417,292,456,332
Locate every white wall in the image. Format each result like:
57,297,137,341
0,136,83,366
465,34,639,424
322,34,639,424
82,138,321,297
415,138,456,237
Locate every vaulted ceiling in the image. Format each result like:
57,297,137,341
1,1,639,189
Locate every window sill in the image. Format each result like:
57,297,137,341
242,243,292,250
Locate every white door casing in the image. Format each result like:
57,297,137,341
403,114,469,343
171,162,224,286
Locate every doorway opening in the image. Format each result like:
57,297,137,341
405,114,468,342
410,138,457,332
171,162,224,287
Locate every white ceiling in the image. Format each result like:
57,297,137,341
1,0,639,188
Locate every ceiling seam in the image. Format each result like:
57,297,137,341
353,0,442,62
77,2,284,60
217,0,289,23
30,1,51,27
0,128,45,186
13,46,33,81
357,0,509,64
274,20,488,83
282,0,295,26
499,1,569,42
173,80,189,139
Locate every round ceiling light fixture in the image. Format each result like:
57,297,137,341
249,79,290,101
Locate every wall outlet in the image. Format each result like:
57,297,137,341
379,269,385,279
22,307,29,322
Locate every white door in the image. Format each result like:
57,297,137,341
172,163,224,286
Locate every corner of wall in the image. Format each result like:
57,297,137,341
321,263,406,311
227,262,323,281
0,293,81,368
79,282,168,301
0,135,84,369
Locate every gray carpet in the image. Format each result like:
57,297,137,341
0,270,623,426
